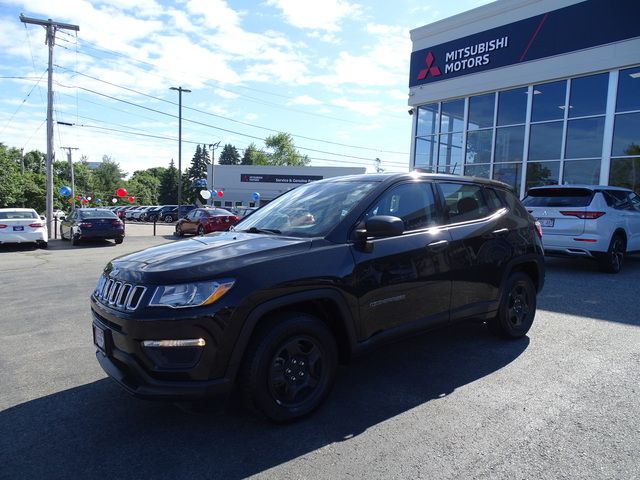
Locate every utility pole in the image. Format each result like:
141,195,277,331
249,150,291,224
20,14,79,239
170,86,191,216
61,147,78,211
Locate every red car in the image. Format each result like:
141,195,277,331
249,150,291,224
174,207,239,236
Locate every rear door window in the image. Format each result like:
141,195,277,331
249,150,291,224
439,183,491,223
522,187,594,207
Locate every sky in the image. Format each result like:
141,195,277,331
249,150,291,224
0,0,491,177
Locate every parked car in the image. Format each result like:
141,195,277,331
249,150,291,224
124,206,145,221
161,204,196,223
134,206,158,222
91,173,544,422
175,208,240,236
60,208,125,245
0,208,48,248
522,185,640,273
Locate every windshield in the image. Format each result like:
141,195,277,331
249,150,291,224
235,179,377,237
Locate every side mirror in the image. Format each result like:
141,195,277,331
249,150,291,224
40,215,46,221
59,216,66,221
353,215,404,252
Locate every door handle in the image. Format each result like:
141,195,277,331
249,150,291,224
491,228,509,236
427,239,449,251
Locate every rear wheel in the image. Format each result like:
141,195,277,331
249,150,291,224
164,214,174,223
114,237,123,245
37,241,48,249
197,225,205,236
488,272,536,339
239,313,338,423
598,234,625,274
175,224,184,237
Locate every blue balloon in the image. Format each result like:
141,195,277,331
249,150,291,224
59,186,72,197
252,192,261,202
96,198,102,203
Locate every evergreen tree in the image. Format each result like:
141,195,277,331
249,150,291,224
159,159,179,204
184,145,210,204
241,142,268,165
93,155,126,197
218,143,241,165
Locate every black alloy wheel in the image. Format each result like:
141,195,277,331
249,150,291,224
240,313,338,423
488,272,536,339
599,234,625,274
197,225,205,236
175,224,183,237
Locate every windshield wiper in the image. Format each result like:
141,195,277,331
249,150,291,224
241,226,281,234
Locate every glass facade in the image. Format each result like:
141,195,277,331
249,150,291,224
412,66,640,196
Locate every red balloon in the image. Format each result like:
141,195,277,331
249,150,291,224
83,199,89,204
128,196,135,203
217,190,224,197
116,188,128,197
76,195,82,200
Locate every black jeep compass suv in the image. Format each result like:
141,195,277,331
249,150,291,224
91,173,544,422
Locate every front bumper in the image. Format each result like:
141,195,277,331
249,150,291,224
91,298,235,401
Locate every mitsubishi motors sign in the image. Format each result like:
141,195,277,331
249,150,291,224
409,0,640,87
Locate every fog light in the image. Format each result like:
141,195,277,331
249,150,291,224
142,338,206,347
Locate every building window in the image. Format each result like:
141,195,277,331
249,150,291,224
612,112,640,157
468,93,495,129
497,87,527,126
568,73,608,118
529,122,563,160
416,103,438,136
465,129,492,163
464,164,490,178
494,126,525,163
438,132,463,174
609,157,640,195
616,66,640,112
440,99,464,132
526,161,560,190
493,163,521,193
565,117,605,158
563,159,600,185
415,136,437,170
531,80,566,122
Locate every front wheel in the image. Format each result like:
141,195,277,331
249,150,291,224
164,215,174,223
239,313,338,423
175,225,184,237
114,238,124,245
488,272,536,339
197,225,205,236
598,234,625,274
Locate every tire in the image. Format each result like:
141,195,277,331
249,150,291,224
164,215,173,223
175,225,184,237
38,241,48,249
60,225,67,241
197,225,205,236
488,272,536,339
114,238,124,245
71,234,79,246
239,313,338,423
149,215,157,223
598,234,625,274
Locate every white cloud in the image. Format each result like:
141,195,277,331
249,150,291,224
266,0,361,32
244,113,258,121
331,97,382,116
287,95,322,106
215,89,239,100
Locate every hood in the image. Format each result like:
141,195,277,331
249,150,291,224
105,232,311,284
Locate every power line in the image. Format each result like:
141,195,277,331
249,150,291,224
55,66,408,155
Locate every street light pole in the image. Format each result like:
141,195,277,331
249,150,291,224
170,86,191,216
208,141,220,206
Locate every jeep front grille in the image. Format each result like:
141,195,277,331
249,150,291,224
94,275,146,311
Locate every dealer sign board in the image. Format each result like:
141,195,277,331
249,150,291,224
409,0,640,87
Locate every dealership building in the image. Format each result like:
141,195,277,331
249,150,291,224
408,0,640,197
205,165,365,208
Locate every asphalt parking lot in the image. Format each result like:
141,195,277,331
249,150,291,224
0,232,639,480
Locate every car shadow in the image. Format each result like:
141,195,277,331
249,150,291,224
0,321,527,480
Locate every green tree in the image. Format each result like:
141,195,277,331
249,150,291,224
0,144,22,207
159,159,179,204
93,155,126,198
126,170,162,205
185,145,211,204
263,133,309,166
242,142,268,165
218,143,241,165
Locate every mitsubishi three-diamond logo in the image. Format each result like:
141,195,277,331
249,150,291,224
417,51,441,80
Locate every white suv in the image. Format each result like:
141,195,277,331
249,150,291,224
522,185,640,273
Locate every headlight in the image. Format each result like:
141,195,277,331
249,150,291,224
149,279,235,308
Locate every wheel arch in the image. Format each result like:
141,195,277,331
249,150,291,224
505,256,544,293
226,290,357,380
